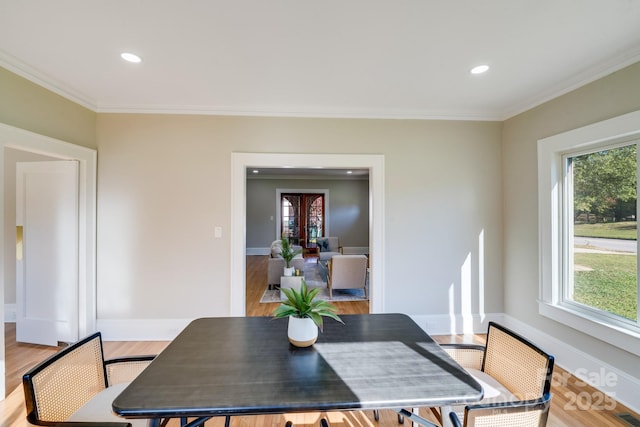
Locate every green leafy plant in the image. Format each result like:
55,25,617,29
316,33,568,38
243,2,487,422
272,279,343,331
280,235,302,268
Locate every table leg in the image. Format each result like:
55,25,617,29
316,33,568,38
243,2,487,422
394,409,438,427
180,417,212,427
439,405,454,427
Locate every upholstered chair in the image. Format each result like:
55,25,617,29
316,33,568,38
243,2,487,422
315,237,342,262
327,254,368,299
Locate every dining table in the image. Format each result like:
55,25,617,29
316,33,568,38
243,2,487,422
112,313,483,427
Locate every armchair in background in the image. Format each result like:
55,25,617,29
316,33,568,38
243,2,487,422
327,254,368,299
315,237,342,262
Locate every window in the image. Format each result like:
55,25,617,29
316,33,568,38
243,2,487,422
538,110,640,354
566,144,638,323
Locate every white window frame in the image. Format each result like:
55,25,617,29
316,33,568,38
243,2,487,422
538,110,640,355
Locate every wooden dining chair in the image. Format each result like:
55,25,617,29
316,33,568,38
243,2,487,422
23,331,155,427
438,322,555,427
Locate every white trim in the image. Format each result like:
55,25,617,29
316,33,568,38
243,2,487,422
537,110,640,354
0,51,97,111
0,123,97,400
231,153,385,316
4,46,640,122
94,104,504,122
503,315,640,414
0,124,98,337
3,304,16,322
502,50,640,120
97,318,191,341
246,247,270,256
411,313,505,336
539,302,640,354
341,246,370,255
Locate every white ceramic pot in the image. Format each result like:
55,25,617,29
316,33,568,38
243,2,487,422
283,266,295,276
288,316,318,347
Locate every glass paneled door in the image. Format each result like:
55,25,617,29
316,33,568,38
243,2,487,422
281,193,324,251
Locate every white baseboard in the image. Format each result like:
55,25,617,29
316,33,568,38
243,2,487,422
410,313,505,336
97,318,193,341
342,246,369,255
246,247,270,255
501,315,640,414
4,304,16,322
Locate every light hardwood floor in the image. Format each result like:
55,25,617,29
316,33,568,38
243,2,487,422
1,255,638,427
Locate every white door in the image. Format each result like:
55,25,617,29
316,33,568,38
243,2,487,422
16,161,79,346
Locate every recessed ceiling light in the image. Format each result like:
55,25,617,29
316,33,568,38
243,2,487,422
121,52,142,63
252,170,259,174
470,64,490,74
347,171,353,174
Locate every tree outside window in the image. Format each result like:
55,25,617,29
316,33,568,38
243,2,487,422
568,144,638,322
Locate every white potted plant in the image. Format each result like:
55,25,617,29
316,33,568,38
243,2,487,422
272,279,343,347
280,236,302,276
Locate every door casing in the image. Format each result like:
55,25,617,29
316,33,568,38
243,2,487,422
0,123,97,399
231,152,385,316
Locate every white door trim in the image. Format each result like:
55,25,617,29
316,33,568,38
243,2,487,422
0,123,97,398
231,153,385,316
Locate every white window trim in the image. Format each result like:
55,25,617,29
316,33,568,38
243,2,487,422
538,110,640,355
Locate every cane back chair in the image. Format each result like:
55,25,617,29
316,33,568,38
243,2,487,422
440,322,555,427
23,331,155,427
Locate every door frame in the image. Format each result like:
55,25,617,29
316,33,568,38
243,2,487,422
0,123,97,398
231,152,385,316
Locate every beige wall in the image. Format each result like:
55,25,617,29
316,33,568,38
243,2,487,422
96,114,503,319
502,63,640,379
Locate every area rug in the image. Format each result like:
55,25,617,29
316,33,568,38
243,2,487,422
260,261,368,303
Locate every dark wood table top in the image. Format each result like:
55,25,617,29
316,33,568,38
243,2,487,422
112,314,482,419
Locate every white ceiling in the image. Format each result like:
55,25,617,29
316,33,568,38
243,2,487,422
2,1,640,121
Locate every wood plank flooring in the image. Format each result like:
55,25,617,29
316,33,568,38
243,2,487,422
245,255,370,317
1,255,638,427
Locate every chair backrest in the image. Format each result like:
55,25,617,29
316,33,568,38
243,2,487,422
317,237,340,252
23,332,108,424
463,393,551,427
482,323,554,400
329,255,367,289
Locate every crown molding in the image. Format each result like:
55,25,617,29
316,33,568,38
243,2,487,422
2,48,639,122
501,50,640,120
0,50,97,111
94,103,504,122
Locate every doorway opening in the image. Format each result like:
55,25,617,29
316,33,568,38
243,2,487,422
231,152,385,316
0,123,97,399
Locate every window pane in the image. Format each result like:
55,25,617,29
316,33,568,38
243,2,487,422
282,195,300,242
570,145,638,321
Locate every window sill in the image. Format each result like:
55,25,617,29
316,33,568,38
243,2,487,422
539,301,640,355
